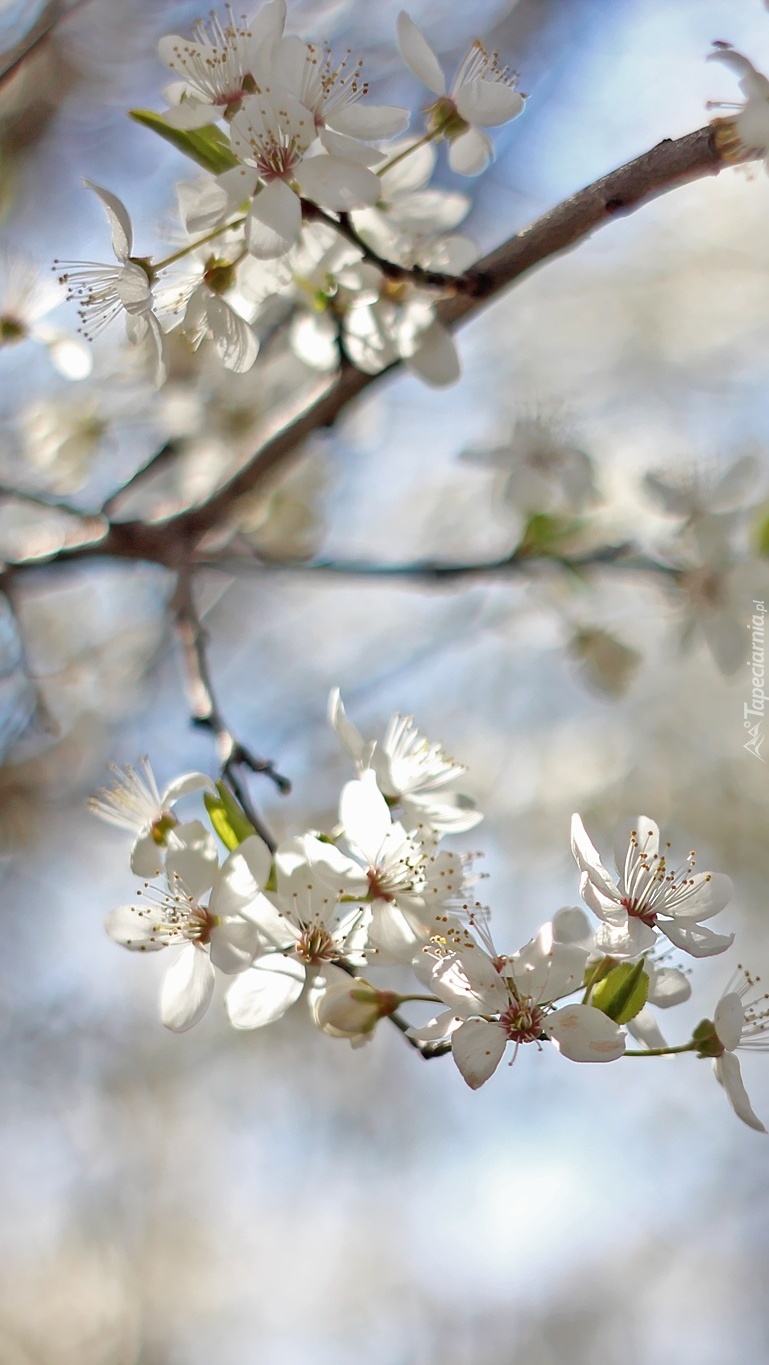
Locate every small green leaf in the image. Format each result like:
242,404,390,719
592,959,649,1024
130,109,239,175
204,780,257,850
753,507,769,558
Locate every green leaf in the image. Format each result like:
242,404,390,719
753,506,769,558
591,959,649,1025
130,109,239,175
204,780,257,850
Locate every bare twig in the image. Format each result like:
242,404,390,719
0,0,93,89
171,570,291,852
303,202,482,294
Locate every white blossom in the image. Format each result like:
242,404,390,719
105,832,270,1031
329,688,481,835
272,35,409,149
707,44,769,168
709,969,769,1133
225,834,370,1029
412,924,624,1089
89,757,216,876
57,182,167,384
0,253,91,379
397,11,524,174
158,2,287,129
571,814,734,960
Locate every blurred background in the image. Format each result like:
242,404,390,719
2,0,769,1361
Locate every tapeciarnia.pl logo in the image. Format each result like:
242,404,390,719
744,599,766,762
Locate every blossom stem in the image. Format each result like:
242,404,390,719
376,126,445,177
153,217,247,272
624,1041,699,1057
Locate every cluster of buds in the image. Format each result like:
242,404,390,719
93,691,768,1133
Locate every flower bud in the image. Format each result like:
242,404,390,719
312,975,399,1042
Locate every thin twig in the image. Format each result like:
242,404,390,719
333,957,452,1059
303,202,481,294
171,570,291,852
194,543,680,585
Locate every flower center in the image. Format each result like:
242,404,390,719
295,924,337,964
500,998,545,1045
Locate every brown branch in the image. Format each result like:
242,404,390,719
152,125,727,549
303,202,481,294
0,124,734,582
171,571,291,852
194,543,680,585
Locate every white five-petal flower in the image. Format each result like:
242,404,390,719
158,2,287,129
397,11,524,174
105,831,271,1031
412,924,624,1089
571,814,734,960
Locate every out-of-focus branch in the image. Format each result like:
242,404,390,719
158,125,727,547
0,0,92,88
0,125,736,581
196,543,680,585
171,571,291,852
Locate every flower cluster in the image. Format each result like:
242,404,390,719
93,692,766,1133
55,6,525,386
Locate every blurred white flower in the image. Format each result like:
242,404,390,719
397,11,524,174
0,253,91,379
708,43,769,167
462,414,596,533
571,813,734,960
644,453,760,558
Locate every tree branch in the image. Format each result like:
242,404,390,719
0,125,733,581
154,125,726,548
171,570,291,852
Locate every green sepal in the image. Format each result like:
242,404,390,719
130,109,239,175
752,505,769,558
516,512,584,560
691,1017,723,1058
591,959,649,1025
204,780,257,850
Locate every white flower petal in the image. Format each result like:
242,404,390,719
83,179,133,261
714,991,745,1051
295,155,381,211
627,1009,668,1050
105,903,165,951
328,688,367,763
340,770,393,863
545,1004,626,1063
455,80,524,127
205,294,259,372
162,772,217,804
571,815,622,901
593,918,657,959
451,1019,507,1088
648,966,691,1009
160,943,215,1031
327,104,410,140
225,955,306,1028
210,834,273,919
130,831,164,879
396,12,446,95
161,99,219,130
246,179,301,259
448,126,493,176
714,1051,766,1132
209,918,262,974
166,823,219,899
404,319,460,387
660,920,735,958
